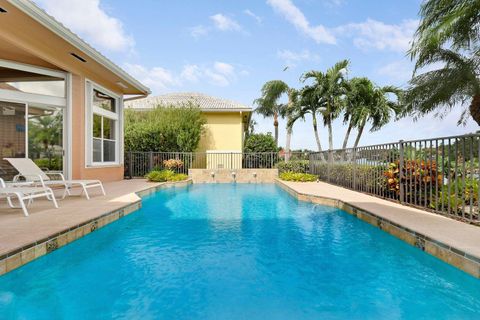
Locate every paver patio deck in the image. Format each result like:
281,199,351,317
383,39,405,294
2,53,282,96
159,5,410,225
0,179,159,259
277,179,480,277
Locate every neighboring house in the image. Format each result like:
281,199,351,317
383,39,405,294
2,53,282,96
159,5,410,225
125,92,253,153
0,0,150,182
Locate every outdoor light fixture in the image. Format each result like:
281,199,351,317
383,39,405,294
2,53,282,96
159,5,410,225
210,171,215,178
70,52,87,62
253,172,257,178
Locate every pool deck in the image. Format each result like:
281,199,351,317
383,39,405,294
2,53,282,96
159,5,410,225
0,179,190,275
277,179,480,278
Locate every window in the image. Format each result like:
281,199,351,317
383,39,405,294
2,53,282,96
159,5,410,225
86,83,121,165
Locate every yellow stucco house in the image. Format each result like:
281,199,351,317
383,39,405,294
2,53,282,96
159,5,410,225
125,92,252,153
125,92,252,169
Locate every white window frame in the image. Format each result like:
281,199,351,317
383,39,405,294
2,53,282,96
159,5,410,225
85,80,123,167
0,59,71,178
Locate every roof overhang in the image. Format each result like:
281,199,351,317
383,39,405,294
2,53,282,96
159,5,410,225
0,0,150,95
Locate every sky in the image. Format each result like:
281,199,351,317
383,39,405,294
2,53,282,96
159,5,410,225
35,0,479,150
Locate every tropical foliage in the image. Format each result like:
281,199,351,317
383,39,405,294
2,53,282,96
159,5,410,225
276,160,309,173
255,60,402,159
244,133,277,153
279,171,317,182
125,104,206,152
406,0,480,126
145,169,188,182
253,80,289,146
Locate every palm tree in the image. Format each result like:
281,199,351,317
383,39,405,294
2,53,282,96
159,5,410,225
290,85,324,153
407,0,480,126
406,49,480,126
302,60,350,153
284,88,301,161
254,80,289,146
349,81,402,149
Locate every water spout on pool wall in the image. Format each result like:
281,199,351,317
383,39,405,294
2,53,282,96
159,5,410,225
210,171,215,183
231,171,236,183
253,172,257,183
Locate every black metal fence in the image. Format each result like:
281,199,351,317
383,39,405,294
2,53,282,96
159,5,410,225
309,133,480,224
124,151,309,178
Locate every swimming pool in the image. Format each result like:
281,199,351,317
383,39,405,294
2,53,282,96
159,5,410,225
0,184,479,319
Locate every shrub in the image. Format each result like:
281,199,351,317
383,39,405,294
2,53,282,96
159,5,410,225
145,170,188,182
125,103,206,152
430,179,478,216
311,162,386,192
244,133,277,153
34,157,62,171
280,171,317,182
384,160,443,203
163,159,184,172
276,160,309,173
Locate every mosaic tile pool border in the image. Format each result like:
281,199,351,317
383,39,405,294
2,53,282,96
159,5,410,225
276,180,480,278
0,180,192,276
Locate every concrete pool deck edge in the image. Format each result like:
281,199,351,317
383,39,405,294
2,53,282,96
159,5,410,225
0,179,192,276
275,179,480,278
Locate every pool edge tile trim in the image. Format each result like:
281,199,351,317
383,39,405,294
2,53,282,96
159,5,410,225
0,179,192,276
275,179,480,279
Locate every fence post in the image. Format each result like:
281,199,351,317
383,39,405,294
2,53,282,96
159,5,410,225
128,151,133,179
149,151,153,172
352,148,356,190
399,140,405,204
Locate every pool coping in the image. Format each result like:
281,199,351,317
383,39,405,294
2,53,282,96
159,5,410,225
275,179,480,278
0,179,192,276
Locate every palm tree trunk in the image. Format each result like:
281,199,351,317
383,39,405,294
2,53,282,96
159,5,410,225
342,121,353,149
312,113,323,152
470,94,480,126
327,119,334,164
342,121,353,161
353,122,365,149
273,112,279,147
285,126,292,162
312,113,325,162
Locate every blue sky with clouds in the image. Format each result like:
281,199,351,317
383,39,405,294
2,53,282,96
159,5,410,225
35,0,479,150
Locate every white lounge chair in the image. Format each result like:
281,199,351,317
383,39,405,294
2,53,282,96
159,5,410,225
4,158,106,200
0,178,58,217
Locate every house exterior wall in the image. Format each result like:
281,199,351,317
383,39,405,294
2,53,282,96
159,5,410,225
197,112,245,152
71,75,124,182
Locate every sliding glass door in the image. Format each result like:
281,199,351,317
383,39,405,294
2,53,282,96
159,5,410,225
0,101,26,180
0,59,68,181
0,101,64,181
28,104,63,172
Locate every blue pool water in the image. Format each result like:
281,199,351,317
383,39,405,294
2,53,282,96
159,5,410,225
0,184,479,319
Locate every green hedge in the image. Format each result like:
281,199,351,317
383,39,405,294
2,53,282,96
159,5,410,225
276,160,309,173
279,171,317,182
145,170,188,182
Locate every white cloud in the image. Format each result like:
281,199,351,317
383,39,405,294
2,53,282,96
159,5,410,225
190,25,209,38
123,64,178,93
35,0,134,52
213,62,235,76
377,60,414,85
336,19,418,52
266,0,336,44
277,49,320,67
210,14,242,32
324,0,344,7
124,62,246,93
180,64,202,82
244,9,262,24
204,62,236,86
